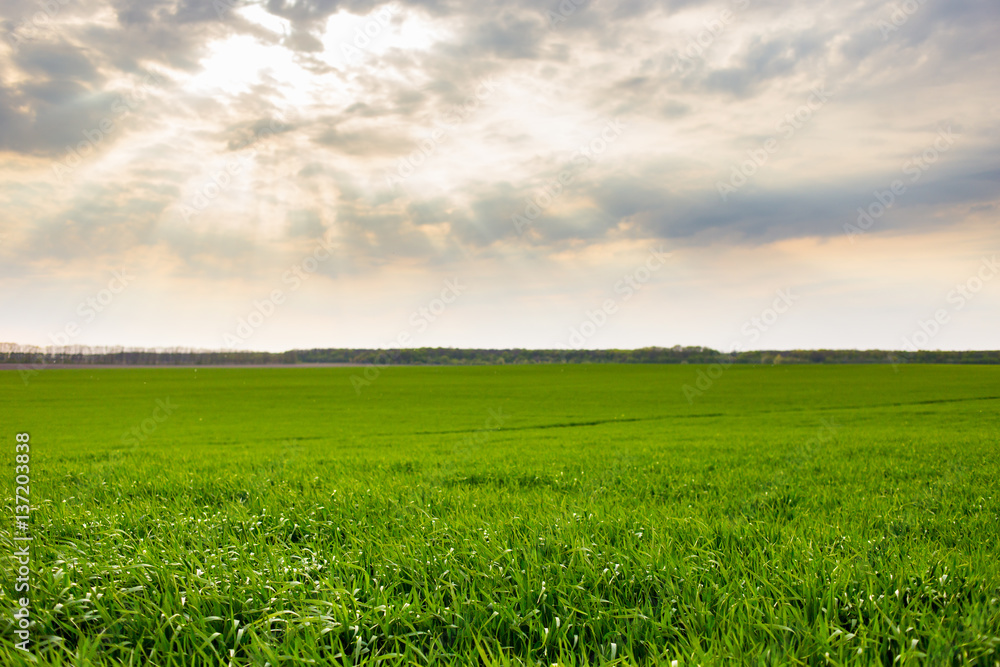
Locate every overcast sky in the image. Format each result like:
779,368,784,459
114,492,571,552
1,0,998,352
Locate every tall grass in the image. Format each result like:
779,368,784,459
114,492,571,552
1,365,998,665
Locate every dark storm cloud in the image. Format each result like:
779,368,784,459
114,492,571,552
701,32,826,97
224,117,296,151
0,38,116,154
369,140,1000,254
313,121,414,156
262,0,388,26
0,0,215,157
24,181,170,260
591,150,1000,245
0,81,117,155
286,208,326,237
335,201,438,261
462,11,545,59
836,0,999,68
14,39,101,80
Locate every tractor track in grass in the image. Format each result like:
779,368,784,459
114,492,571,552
412,395,1000,436
239,395,1000,443
413,413,726,436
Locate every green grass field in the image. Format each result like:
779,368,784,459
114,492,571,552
1,364,998,665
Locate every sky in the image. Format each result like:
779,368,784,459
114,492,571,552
1,0,998,353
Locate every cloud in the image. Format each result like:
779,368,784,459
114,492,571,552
0,0,997,284
700,32,824,97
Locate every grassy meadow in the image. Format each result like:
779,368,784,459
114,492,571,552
1,364,998,665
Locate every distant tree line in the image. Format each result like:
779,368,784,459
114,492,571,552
1,343,998,367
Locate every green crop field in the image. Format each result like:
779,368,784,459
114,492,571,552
1,364,998,666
